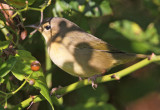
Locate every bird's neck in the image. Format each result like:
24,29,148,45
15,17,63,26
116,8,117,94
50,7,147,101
45,35,63,49
42,33,50,44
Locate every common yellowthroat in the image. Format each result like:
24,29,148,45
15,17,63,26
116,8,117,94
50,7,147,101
27,17,148,88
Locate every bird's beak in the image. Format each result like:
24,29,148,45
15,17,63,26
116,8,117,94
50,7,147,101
25,24,38,29
25,23,42,32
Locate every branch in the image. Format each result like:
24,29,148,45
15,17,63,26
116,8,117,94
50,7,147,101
13,54,160,109
0,20,13,41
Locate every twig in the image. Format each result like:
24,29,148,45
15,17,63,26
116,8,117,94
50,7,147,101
13,55,160,110
30,11,44,35
0,72,33,104
40,11,43,24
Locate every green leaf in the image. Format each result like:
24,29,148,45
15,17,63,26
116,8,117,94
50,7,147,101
109,20,160,53
100,0,112,15
6,78,11,91
84,0,112,17
0,41,10,50
153,0,160,6
0,77,5,84
11,50,54,110
0,56,17,78
55,0,70,12
4,0,35,8
11,50,35,80
34,75,54,110
51,96,63,106
65,86,114,110
77,86,109,103
69,1,79,11
0,104,5,110
65,102,116,110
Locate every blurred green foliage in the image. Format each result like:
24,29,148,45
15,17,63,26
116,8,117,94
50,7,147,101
1,0,160,110
4,0,35,8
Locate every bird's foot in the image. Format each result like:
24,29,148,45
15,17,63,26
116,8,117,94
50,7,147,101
27,96,36,110
50,85,63,98
88,74,103,89
79,77,84,81
148,53,156,60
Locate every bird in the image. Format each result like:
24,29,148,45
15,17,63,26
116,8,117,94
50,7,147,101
27,17,148,88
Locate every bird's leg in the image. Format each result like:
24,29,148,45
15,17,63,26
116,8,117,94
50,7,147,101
88,74,103,89
27,96,36,110
79,77,83,81
50,85,63,98
148,53,155,60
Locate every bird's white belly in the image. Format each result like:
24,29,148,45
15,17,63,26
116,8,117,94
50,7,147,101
48,43,87,77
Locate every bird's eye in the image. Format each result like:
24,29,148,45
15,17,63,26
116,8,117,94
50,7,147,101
44,25,51,30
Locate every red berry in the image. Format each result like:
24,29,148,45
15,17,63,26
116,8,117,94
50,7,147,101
31,61,41,71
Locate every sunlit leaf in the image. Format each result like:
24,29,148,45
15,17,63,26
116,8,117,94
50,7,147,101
109,20,160,53
0,56,17,78
0,41,10,50
84,0,112,17
69,1,79,11
153,0,160,6
11,50,35,80
11,50,54,110
55,0,70,12
0,77,5,84
33,74,54,110
51,96,63,106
